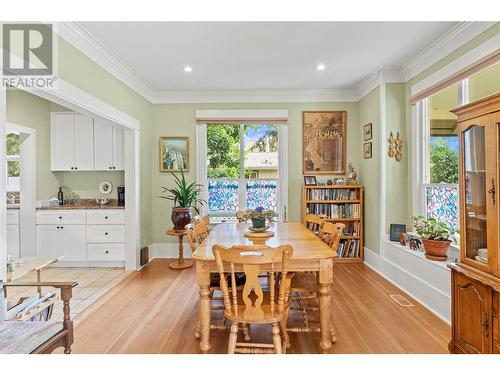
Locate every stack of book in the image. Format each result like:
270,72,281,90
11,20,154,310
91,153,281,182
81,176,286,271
306,203,360,218
306,188,359,201
337,239,360,258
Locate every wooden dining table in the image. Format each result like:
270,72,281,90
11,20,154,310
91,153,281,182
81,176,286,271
192,222,337,354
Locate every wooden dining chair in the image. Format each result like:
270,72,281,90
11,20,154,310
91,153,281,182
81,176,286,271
287,221,345,344
236,211,248,223
304,214,326,238
213,244,294,354
193,215,211,226
186,222,228,338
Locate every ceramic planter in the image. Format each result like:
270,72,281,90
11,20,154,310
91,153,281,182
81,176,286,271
171,207,192,231
422,239,450,261
251,218,266,229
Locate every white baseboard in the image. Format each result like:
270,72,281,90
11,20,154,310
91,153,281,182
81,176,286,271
149,243,192,259
364,244,451,324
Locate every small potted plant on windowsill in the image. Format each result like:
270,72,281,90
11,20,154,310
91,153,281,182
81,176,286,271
159,170,206,231
244,206,276,229
411,215,456,261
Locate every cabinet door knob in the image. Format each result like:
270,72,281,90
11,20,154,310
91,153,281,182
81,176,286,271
70,167,74,170
57,226,60,229
109,166,112,170
75,167,78,170
105,250,109,254
60,226,64,229
113,167,116,170
105,216,108,219
105,232,108,235
59,216,62,219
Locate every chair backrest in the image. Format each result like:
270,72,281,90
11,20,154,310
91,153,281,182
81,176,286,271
193,215,210,225
305,214,325,235
322,222,345,250
185,221,210,252
236,211,247,223
212,244,293,320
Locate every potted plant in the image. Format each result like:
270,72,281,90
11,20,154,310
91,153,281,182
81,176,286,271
159,170,206,231
411,215,456,261
244,206,276,229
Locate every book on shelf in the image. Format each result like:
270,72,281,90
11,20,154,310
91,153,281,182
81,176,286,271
337,239,360,258
305,203,360,219
306,188,359,201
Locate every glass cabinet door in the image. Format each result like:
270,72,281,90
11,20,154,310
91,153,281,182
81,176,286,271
462,124,488,265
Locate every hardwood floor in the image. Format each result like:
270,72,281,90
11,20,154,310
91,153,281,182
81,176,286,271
66,259,450,354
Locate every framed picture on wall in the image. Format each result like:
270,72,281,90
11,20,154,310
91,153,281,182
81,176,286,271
303,175,317,186
363,142,372,159
363,123,372,141
160,137,189,172
303,111,346,175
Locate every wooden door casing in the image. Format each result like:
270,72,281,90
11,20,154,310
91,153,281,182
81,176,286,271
453,272,491,354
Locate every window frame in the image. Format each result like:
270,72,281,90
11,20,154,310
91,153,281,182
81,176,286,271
196,122,288,221
6,132,21,192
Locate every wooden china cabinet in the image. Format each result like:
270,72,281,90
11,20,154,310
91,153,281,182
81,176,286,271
448,93,500,354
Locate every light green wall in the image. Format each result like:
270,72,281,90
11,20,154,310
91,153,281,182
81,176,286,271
6,88,125,200
358,87,380,251
385,83,407,233
152,102,360,244
1,25,154,246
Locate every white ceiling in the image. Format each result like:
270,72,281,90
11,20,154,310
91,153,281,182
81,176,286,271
77,22,458,92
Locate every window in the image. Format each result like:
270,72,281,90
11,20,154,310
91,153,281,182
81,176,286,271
205,124,280,220
6,132,20,191
414,62,500,232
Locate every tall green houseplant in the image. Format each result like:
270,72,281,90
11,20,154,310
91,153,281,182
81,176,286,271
159,170,205,230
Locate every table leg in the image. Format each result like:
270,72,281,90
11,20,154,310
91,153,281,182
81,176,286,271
196,261,211,353
319,258,333,353
37,269,42,294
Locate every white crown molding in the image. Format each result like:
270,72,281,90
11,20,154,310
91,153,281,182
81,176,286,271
56,21,496,104
150,88,359,104
401,21,497,82
55,22,155,102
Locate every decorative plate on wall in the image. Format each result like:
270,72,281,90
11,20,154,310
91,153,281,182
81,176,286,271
99,181,113,195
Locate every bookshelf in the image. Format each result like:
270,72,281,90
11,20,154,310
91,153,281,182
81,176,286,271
302,185,364,263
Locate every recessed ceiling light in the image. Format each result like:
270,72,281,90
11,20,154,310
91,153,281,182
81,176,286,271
316,64,325,71
184,66,193,73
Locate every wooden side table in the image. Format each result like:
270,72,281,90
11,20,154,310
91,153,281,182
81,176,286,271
165,229,193,270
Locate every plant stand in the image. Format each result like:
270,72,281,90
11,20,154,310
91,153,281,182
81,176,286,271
165,229,193,270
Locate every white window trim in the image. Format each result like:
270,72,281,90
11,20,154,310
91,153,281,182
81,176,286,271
196,121,288,221
413,79,468,220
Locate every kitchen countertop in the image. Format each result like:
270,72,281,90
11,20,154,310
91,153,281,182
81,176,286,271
37,199,125,210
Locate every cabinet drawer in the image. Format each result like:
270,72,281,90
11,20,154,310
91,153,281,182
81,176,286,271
87,225,125,242
87,243,124,261
36,210,86,225
7,209,19,225
87,210,125,225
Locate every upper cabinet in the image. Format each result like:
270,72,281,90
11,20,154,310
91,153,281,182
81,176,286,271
94,117,124,171
453,93,500,277
51,113,124,172
51,113,94,171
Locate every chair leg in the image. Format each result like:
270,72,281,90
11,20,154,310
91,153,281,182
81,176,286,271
242,323,251,341
279,314,291,349
194,320,201,339
227,323,238,354
330,322,337,343
271,323,282,354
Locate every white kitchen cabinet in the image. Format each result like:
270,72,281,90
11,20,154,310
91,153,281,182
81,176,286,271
36,225,64,258
7,225,20,259
36,209,125,265
73,114,94,170
51,113,94,171
93,117,125,171
36,224,87,261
